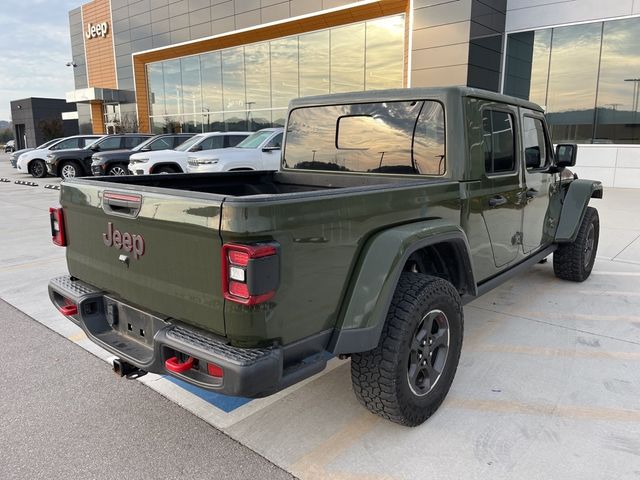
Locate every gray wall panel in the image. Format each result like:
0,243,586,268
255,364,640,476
506,0,636,32
262,2,290,22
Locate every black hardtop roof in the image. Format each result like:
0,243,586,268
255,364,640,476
288,86,543,112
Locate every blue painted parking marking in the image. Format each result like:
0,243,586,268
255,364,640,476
165,376,253,413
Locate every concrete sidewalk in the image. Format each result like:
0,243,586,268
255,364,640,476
1,156,639,479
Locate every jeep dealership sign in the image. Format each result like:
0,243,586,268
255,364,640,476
85,21,109,39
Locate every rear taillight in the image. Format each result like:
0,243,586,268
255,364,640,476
222,243,279,305
49,207,66,246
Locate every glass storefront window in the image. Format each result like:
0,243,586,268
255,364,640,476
181,56,201,115
365,16,405,90
331,23,365,93
222,47,246,111
146,14,405,134
299,30,330,97
163,59,182,116
148,63,165,116
595,18,640,143
546,23,602,142
505,18,640,144
271,38,299,109
201,52,223,114
244,43,271,112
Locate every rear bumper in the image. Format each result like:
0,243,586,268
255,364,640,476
48,275,328,398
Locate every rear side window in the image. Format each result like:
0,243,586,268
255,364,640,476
52,138,80,150
523,117,549,170
124,136,148,149
98,137,123,150
284,100,445,175
226,135,249,147
149,137,173,150
483,110,516,174
200,136,225,150
79,138,97,148
172,136,191,148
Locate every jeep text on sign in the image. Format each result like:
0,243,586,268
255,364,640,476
85,22,109,39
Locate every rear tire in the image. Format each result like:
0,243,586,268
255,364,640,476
30,159,47,178
350,273,463,426
553,206,599,282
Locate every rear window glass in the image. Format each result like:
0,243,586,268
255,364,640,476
284,100,445,175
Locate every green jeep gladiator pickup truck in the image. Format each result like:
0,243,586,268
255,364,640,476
48,87,602,426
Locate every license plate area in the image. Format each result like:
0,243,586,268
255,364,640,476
103,296,156,347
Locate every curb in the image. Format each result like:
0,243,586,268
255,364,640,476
0,178,60,190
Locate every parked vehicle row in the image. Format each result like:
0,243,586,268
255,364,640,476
17,135,103,177
9,128,284,179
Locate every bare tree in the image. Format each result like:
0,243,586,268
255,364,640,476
119,113,140,133
38,119,65,141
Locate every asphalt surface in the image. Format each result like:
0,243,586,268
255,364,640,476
0,298,293,480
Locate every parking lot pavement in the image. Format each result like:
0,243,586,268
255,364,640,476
1,153,639,479
0,299,293,480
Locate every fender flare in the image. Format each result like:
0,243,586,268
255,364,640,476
328,220,476,355
555,179,603,243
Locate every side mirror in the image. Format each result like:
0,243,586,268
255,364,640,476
555,143,577,168
91,145,100,152
262,146,279,152
189,145,202,152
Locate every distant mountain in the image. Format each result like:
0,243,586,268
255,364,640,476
0,121,10,129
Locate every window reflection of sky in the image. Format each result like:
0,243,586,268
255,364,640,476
146,15,405,133
284,101,445,175
505,17,640,143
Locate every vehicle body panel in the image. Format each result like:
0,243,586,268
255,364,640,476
186,128,283,173
128,132,251,174
61,181,226,335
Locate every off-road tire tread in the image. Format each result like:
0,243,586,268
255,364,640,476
553,206,599,282
351,273,463,426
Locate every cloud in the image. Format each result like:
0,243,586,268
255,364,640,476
0,0,79,120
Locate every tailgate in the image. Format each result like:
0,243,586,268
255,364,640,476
60,182,226,336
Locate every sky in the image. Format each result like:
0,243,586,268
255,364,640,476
0,0,79,121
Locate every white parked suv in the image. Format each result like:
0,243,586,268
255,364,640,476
186,128,283,173
128,131,251,174
17,135,103,178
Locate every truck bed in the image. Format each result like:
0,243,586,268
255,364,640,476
79,170,439,199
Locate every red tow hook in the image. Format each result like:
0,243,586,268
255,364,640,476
165,356,195,373
58,304,78,316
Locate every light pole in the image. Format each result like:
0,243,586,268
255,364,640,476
624,78,640,123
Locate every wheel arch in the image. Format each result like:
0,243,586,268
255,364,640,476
150,162,183,173
58,158,85,176
329,220,476,355
555,179,603,243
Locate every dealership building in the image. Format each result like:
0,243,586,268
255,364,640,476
67,0,640,186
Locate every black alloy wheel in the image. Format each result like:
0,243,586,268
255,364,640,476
30,160,47,178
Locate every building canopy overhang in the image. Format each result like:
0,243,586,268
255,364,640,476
66,87,135,104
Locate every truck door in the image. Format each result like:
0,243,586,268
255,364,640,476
521,113,554,253
479,107,524,268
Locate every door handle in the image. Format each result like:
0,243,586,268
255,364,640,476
488,195,507,207
526,188,538,199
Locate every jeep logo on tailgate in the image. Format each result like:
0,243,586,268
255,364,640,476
103,222,145,259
